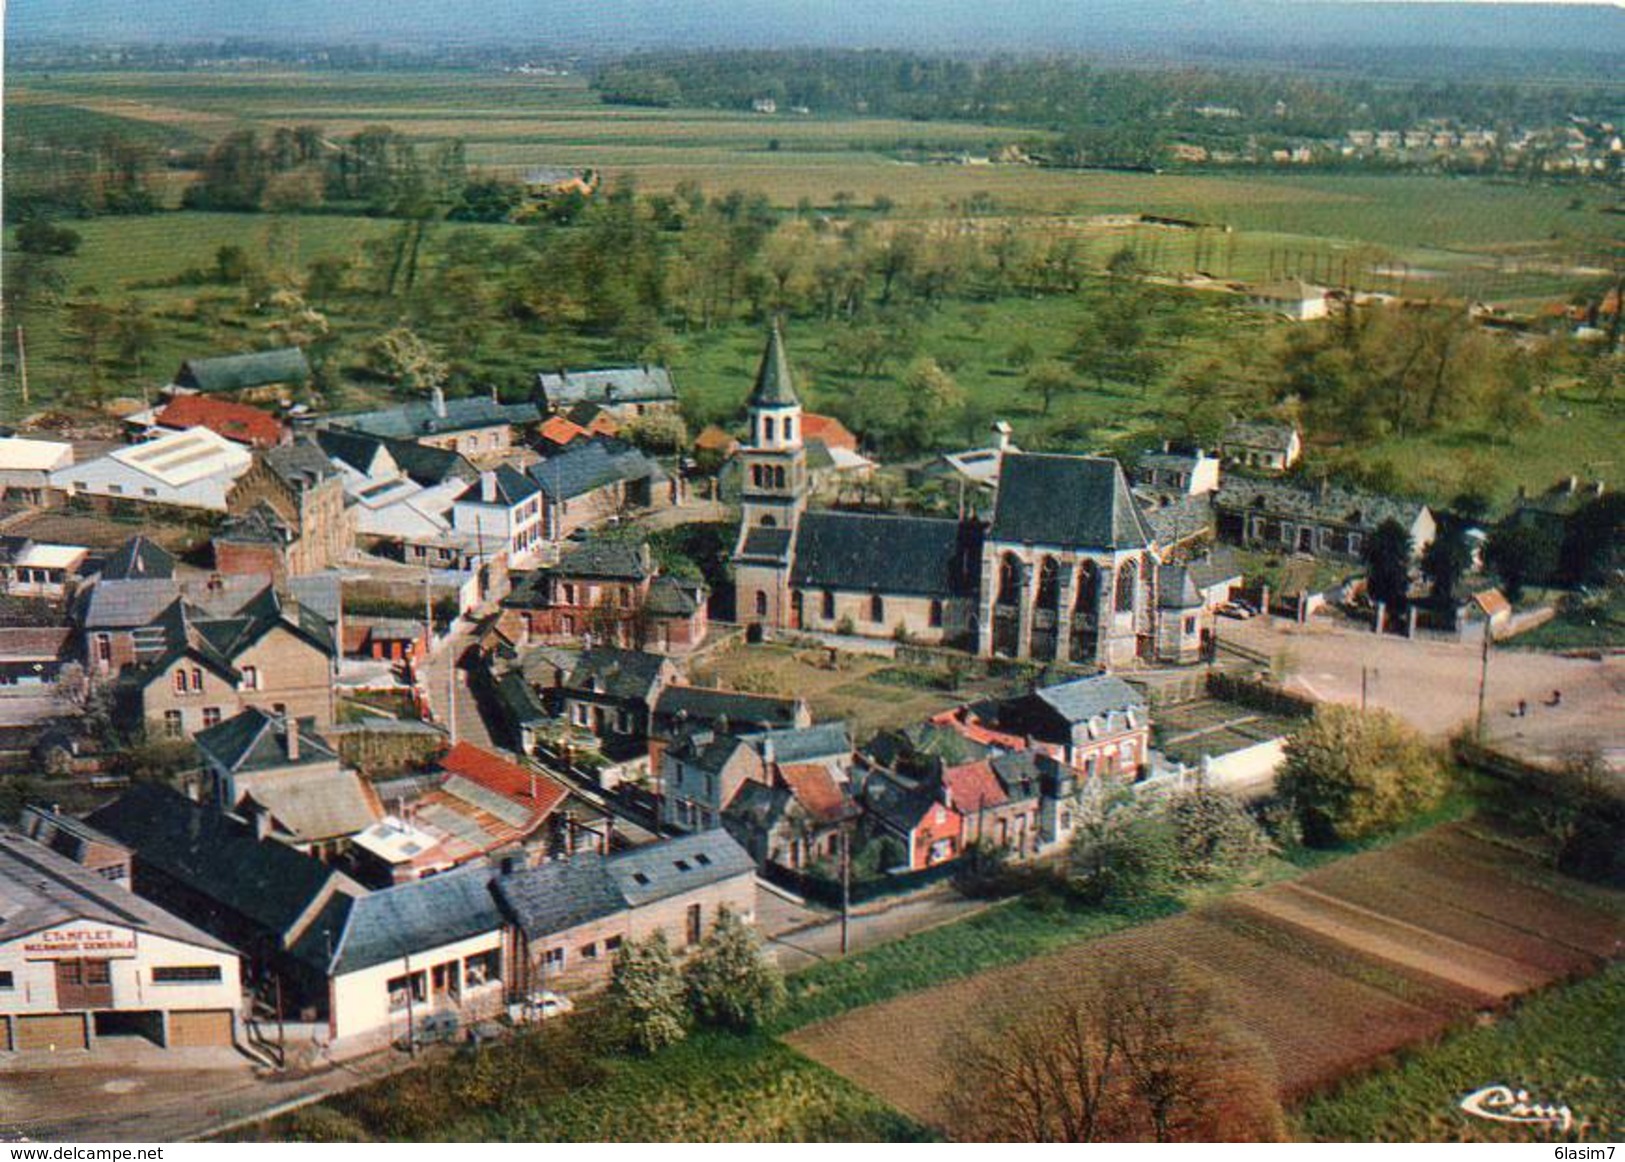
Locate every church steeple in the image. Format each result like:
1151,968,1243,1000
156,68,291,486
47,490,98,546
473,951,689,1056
749,319,800,410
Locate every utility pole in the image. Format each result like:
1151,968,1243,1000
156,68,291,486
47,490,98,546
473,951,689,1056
1474,623,1493,742
15,326,29,407
839,823,851,956
403,949,417,1058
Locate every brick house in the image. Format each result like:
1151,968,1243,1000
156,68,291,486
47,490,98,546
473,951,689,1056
996,675,1150,780
503,538,705,653
661,721,850,834
557,647,680,757
217,439,351,583
493,830,756,996
863,772,963,871
527,438,675,542
120,587,337,738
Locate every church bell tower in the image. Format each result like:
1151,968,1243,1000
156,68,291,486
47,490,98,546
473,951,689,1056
731,321,809,627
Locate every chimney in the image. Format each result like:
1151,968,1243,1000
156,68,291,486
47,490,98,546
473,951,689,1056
760,737,775,766
481,470,498,503
992,420,1012,451
252,804,273,841
491,383,499,403
432,384,447,419
285,714,300,762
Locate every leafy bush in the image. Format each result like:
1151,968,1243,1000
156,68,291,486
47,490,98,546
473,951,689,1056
1164,788,1273,881
16,217,82,255
1280,705,1449,846
685,905,786,1032
607,932,690,1053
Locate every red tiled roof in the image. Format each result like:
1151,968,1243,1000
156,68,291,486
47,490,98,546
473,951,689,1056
775,762,854,823
539,416,590,446
941,760,1009,813
801,413,857,452
584,412,620,436
437,741,569,818
929,706,1028,752
1472,588,1511,618
156,395,283,447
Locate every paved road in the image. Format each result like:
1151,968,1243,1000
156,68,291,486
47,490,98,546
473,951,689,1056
420,621,495,749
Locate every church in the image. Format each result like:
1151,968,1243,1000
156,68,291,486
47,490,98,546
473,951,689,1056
730,326,1203,669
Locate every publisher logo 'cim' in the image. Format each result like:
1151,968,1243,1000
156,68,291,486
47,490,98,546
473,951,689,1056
1458,1085,1575,1133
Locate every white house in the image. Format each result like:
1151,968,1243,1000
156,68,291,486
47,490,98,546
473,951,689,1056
452,466,546,567
0,829,243,1054
51,427,253,512
1246,279,1330,321
0,437,73,505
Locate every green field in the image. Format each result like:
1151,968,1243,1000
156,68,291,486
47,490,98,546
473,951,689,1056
1293,960,1625,1142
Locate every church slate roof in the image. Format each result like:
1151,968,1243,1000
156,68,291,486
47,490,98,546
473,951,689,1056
747,322,800,409
789,511,982,599
737,526,793,564
989,454,1155,551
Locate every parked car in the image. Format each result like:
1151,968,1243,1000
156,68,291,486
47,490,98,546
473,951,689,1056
1217,600,1258,620
507,989,574,1025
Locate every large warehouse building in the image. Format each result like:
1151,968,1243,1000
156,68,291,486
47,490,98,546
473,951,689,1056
0,829,243,1054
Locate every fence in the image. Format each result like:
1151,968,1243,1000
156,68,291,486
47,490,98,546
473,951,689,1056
759,856,962,908
1205,669,1317,718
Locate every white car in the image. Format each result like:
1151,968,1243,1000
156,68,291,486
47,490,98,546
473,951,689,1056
509,989,575,1024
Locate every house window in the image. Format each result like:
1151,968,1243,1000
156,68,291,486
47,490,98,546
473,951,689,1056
869,594,884,623
686,903,703,947
1184,616,1197,634
387,970,427,1011
163,710,184,738
580,942,598,960
822,590,836,620
929,599,944,628
464,948,501,988
153,965,222,984
240,665,259,691
617,709,634,734
0,971,13,989
542,947,566,972
108,484,123,496
604,936,623,953
202,707,222,728
173,670,188,694
755,590,768,617
190,667,204,692
95,634,112,664
143,487,158,498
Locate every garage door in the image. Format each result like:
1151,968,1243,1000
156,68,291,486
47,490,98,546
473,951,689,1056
15,1013,88,1052
167,1009,234,1048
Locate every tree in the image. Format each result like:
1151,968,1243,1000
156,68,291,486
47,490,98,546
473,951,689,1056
1025,359,1076,416
1483,521,1560,601
1278,705,1449,847
1362,517,1413,617
1559,492,1625,587
1067,800,1180,905
16,218,81,255
684,905,785,1032
1420,523,1473,608
368,328,447,391
1164,788,1272,882
606,931,689,1053
900,356,964,451
943,961,1284,1142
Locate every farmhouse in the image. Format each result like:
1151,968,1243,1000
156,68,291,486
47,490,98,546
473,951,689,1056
535,366,679,419
196,708,380,859
1214,477,1436,561
326,386,541,459
493,830,756,996
52,426,253,513
0,436,73,505
1219,420,1302,473
0,828,243,1056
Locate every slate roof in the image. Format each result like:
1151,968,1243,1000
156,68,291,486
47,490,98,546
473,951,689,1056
527,438,665,502
79,578,181,629
291,863,502,976
565,647,670,702
85,783,349,943
331,395,541,442
1214,477,1430,531
459,464,541,507
722,780,793,834
1031,674,1147,725
1222,420,1298,452
1188,550,1243,592
381,435,480,487
864,771,946,833
493,830,754,940
789,511,982,598
174,347,310,394
737,525,793,564
989,751,1044,802
748,323,800,408
0,626,73,661
155,395,283,447
653,685,804,735
1141,494,1214,545
195,707,338,775
0,828,233,952
989,454,1154,551
645,575,704,617
545,538,651,582
535,366,677,409
217,502,293,546
100,536,176,581
745,721,850,764
416,743,569,855
264,438,339,490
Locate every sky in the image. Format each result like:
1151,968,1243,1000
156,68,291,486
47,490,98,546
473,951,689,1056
5,0,1624,55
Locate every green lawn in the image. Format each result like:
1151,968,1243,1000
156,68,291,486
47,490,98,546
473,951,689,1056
1293,961,1625,1142
1509,587,1625,652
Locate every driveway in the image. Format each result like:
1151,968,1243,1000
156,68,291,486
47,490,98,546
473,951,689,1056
1222,616,1625,768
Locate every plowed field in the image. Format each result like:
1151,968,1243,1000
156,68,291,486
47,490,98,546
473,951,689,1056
786,825,1625,1128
